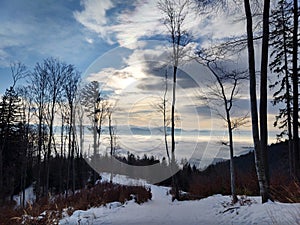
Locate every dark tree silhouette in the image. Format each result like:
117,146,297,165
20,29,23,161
292,0,299,180
269,0,294,176
243,0,270,203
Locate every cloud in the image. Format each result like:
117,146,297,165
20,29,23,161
85,37,94,44
195,105,213,118
0,49,11,67
73,0,205,47
73,0,246,50
0,0,103,71
109,0,163,47
74,0,115,44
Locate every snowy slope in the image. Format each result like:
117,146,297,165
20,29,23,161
59,174,300,225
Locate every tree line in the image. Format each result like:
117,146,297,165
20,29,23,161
0,59,117,206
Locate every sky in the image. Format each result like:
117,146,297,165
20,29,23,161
0,0,281,142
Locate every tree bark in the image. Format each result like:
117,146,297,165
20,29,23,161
244,0,269,203
259,0,270,198
46,100,56,196
108,111,114,183
171,64,177,162
292,0,299,180
227,113,238,204
163,74,170,162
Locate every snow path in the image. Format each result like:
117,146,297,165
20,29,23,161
59,174,300,225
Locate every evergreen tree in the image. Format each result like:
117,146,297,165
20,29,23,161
269,0,294,176
269,0,300,178
269,0,294,140
0,87,26,203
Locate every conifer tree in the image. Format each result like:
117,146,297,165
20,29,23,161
269,0,294,175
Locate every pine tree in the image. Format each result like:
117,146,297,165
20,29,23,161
269,0,300,178
0,87,26,203
269,0,294,175
269,0,294,139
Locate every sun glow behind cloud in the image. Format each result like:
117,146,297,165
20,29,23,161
74,0,280,148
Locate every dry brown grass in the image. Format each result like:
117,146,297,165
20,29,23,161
270,180,300,203
0,182,151,225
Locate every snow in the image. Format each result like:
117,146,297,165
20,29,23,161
13,185,36,207
99,172,148,186
60,174,300,225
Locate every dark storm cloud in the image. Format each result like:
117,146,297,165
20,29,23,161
138,61,203,91
136,77,167,91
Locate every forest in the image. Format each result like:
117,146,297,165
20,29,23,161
0,0,299,224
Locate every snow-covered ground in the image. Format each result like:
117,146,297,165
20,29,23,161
59,174,300,225
13,185,36,207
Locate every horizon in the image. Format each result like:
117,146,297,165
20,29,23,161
0,0,290,167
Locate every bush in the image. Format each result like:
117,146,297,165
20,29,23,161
1,182,151,225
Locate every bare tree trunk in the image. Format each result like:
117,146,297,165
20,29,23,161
66,122,71,197
108,110,114,183
171,64,177,163
46,101,55,196
244,0,269,203
22,102,30,207
259,0,270,198
93,121,97,156
59,114,64,193
158,0,190,201
77,107,84,156
70,104,75,195
227,114,238,204
0,148,3,203
171,64,179,201
206,62,240,204
163,71,170,162
36,115,42,200
292,0,299,180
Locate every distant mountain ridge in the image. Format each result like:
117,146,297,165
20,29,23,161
202,141,291,179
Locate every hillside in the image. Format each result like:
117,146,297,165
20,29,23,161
59,174,300,225
206,141,290,181
162,141,296,201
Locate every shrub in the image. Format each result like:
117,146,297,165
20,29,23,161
1,182,151,225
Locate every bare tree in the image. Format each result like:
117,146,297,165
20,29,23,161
95,98,109,150
76,103,85,157
259,0,271,197
10,62,28,89
58,102,68,193
196,52,249,203
43,58,68,196
154,70,171,163
243,0,270,203
81,81,103,157
107,105,117,183
158,0,191,200
30,62,48,199
63,67,80,195
292,0,299,180
17,86,34,207
81,81,108,183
